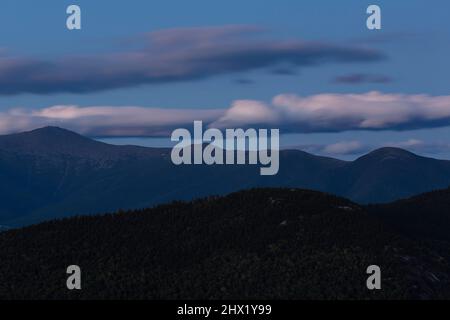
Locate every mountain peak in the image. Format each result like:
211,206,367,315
357,147,419,162
26,126,85,137
31,125,71,132
0,126,103,155
370,146,413,154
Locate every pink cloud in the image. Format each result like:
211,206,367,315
3,92,450,137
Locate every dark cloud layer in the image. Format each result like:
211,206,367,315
0,25,385,95
333,73,392,84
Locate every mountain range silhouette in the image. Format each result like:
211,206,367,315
1,126,450,226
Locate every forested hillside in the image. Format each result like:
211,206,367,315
371,187,450,243
1,188,449,300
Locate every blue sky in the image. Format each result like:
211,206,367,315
0,0,449,159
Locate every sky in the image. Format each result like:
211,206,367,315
0,0,449,159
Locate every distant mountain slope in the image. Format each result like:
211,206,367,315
0,127,172,225
0,127,344,226
0,126,166,158
1,188,449,300
338,147,450,203
1,127,450,226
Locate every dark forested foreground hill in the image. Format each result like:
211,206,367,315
1,188,449,300
2,127,450,227
370,187,450,243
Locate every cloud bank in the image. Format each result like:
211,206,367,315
0,105,223,137
0,25,385,95
212,91,450,133
3,92,450,137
